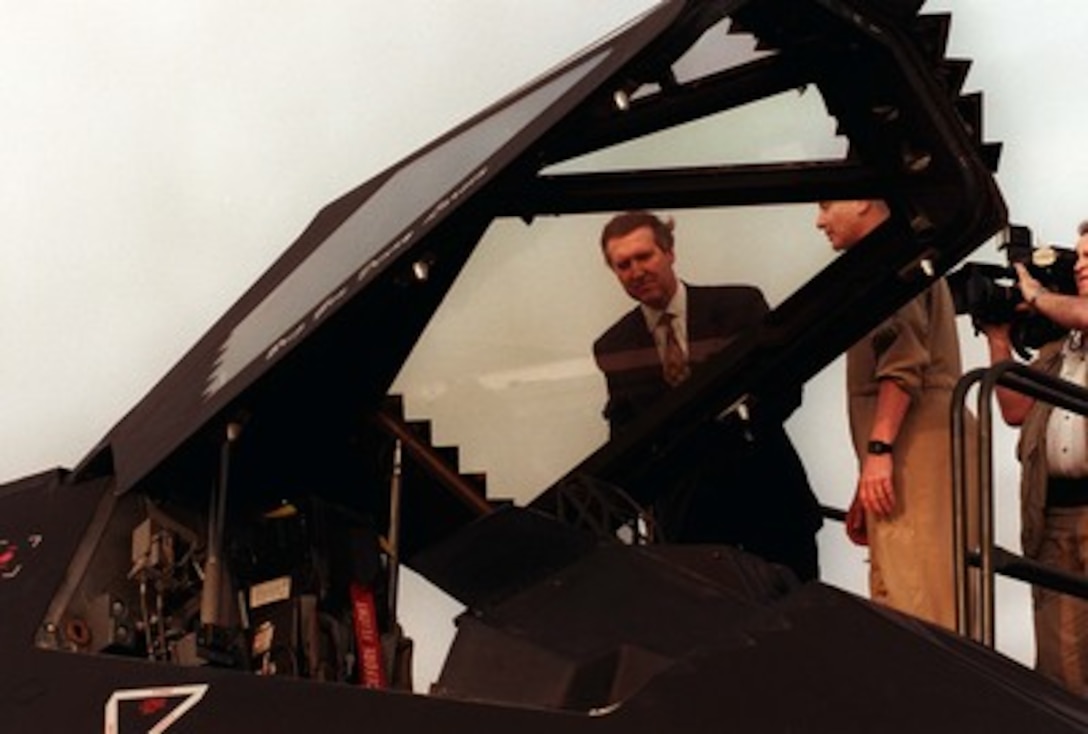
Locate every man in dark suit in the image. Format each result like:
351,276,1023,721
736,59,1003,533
593,211,823,581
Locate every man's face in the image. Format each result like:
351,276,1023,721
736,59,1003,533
603,225,678,310
1075,233,1088,297
815,200,869,251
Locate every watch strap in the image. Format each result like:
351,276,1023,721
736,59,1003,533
867,439,894,455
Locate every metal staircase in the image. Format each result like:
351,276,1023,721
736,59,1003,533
373,395,505,560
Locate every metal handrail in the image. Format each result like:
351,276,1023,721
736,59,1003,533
987,545,1088,601
951,359,1088,647
951,367,987,641
372,408,494,517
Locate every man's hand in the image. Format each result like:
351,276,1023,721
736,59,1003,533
1012,260,1088,332
857,453,896,519
1009,260,1035,297
1013,262,1044,306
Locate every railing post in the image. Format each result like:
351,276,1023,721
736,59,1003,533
975,367,1003,648
951,368,986,641
386,439,403,629
963,359,1088,648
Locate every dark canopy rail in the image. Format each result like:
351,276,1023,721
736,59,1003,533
953,361,1088,647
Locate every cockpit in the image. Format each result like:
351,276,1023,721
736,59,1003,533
31,0,1006,710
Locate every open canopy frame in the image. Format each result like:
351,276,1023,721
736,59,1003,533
73,0,1004,527
11,3,1088,733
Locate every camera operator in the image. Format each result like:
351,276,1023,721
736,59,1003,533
980,219,1088,696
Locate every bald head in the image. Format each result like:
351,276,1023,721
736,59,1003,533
815,199,890,251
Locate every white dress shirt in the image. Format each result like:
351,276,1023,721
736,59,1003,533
1046,331,1088,478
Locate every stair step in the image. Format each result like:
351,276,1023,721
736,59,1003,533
404,419,433,445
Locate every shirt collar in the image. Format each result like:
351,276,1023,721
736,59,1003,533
641,281,687,332
1065,330,1085,354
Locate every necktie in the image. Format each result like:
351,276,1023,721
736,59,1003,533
659,312,690,386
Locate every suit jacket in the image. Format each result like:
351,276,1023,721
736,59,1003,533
594,285,768,432
593,284,822,578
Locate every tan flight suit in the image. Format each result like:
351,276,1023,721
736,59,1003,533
846,280,964,630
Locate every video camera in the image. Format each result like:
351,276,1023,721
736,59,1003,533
948,224,1076,359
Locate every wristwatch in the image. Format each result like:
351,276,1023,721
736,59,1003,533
867,439,894,455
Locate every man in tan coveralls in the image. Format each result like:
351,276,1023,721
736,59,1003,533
816,199,965,630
